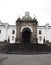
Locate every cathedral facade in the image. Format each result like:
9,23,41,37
16,11,38,44
0,12,51,45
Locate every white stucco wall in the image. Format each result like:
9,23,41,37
0,24,16,44
0,22,51,44
37,26,46,44
46,27,51,42
0,26,6,41
7,25,16,43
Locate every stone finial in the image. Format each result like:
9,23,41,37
34,14,37,19
45,23,49,28
17,15,20,19
25,11,30,16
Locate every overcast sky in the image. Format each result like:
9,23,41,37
0,0,51,25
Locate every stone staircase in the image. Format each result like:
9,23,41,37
0,43,51,54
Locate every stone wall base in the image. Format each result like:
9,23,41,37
0,40,9,46
44,40,51,47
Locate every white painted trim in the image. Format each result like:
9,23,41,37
21,26,33,32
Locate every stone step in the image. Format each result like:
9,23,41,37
0,43,51,54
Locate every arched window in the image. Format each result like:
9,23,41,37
0,30,1,34
39,30,41,34
12,36,14,40
39,36,42,41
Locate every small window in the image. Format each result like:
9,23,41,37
39,30,41,34
0,30,1,34
8,36,10,42
12,30,15,34
12,36,14,40
39,36,42,41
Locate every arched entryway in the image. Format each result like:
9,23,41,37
22,28,31,44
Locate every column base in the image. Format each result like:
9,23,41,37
31,38,38,44
15,38,21,43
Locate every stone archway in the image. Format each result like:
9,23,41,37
16,12,38,44
22,28,31,44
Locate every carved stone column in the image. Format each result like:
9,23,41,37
15,18,21,43
31,18,38,44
